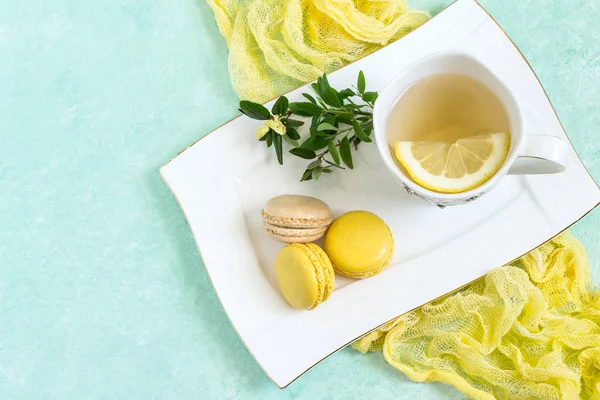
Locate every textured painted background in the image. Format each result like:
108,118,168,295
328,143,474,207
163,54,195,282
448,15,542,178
1,0,599,399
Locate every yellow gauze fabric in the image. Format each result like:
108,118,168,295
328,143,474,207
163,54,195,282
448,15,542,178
353,233,600,400
206,0,430,102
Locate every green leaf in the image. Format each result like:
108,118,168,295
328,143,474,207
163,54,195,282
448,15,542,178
322,168,333,173
362,91,378,103
317,123,338,131
352,121,372,142
283,118,304,127
266,130,273,147
327,141,340,165
340,137,354,169
318,74,331,96
311,83,320,97
353,137,361,150
364,124,373,135
273,133,283,165
283,135,299,147
311,115,320,128
239,101,271,120
357,71,366,94
303,93,317,104
316,131,335,138
271,96,289,116
302,137,330,151
290,147,317,159
322,116,336,126
289,102,322,117
300,169,314,182
286,127,301,140
307,159,321,169
336,114,353,124
312,167,322,180
344,104,367,110
338,88,355,99
309,128,319,138
323,87,341,107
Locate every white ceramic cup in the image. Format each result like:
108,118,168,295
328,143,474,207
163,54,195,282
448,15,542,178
373,51,569,208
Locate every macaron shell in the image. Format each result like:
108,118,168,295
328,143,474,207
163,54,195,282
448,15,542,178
337,232,393,279
300,243,328,308
264,223,328,243
324,211,394,279
262,195,333,229
304,243,335,302
274,244,321,310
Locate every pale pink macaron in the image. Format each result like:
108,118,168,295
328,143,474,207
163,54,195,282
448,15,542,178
261,195,333,243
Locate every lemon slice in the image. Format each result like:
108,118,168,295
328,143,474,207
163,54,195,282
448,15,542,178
394,132,510,193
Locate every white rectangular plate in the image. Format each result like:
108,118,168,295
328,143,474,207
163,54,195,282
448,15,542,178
160,0,600,388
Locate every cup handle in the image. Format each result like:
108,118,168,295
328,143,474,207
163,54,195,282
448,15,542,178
507,134,569,175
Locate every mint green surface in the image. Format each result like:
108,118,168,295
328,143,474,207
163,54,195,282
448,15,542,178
1,1,598,399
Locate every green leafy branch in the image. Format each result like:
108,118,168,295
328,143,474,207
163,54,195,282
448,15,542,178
239,71,378,182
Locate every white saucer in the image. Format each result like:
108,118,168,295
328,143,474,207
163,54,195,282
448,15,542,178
160,0,600,388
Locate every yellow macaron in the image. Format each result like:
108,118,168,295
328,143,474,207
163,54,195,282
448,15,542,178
324,211,394,279
274,243,335,310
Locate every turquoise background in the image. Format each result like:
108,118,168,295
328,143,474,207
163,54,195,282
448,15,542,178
1,0,599,398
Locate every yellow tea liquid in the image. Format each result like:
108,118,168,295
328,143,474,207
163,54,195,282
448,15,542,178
387,73,510,144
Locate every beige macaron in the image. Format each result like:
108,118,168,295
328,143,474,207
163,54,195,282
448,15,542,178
262,195,333,243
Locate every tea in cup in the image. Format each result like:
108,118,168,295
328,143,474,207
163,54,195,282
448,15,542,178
373,51,568,207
